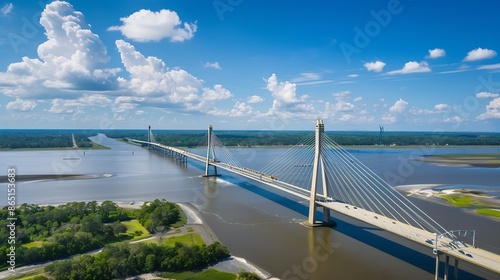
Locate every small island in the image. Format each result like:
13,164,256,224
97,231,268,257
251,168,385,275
415,153,500,168
0,200,264,280
399,185,500,219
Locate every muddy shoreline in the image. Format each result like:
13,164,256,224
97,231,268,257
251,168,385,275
0,173,113,183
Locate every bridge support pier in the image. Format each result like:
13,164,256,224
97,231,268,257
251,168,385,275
444,255,449,280
323,207,331,223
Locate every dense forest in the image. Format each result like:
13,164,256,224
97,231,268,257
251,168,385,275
2,129,500,149
0,199,188,270
44,241,230,279
0,201,130,267
0,130,96,149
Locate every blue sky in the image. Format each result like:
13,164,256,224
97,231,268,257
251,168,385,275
0,0,499,131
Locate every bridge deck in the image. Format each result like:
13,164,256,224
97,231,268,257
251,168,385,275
318,201,500,274
130,139,500,275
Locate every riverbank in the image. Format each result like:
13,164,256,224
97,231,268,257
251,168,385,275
0,173,113,183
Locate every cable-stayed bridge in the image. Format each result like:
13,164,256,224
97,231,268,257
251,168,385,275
128,121,500,280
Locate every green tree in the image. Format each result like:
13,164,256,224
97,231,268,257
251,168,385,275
80,214,104,235
145,254,157,272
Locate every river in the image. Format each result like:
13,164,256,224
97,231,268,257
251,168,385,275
1,134,499,279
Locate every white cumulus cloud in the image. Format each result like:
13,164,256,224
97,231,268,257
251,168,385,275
108,9,197,42
434,103,450,111
267,73,299,104
463,48,497,62
427,48,445,59
6,99,37,111
265,74,314,117
247,95,264,103
476,92,499,99
115,39,201,101
476,97,500,120
204,61,221,70
1,3,13,15
364,61,386,72
389,98,408,113
229,102,254,117
388,61,431,75
201,84,232,101
0,1,119,98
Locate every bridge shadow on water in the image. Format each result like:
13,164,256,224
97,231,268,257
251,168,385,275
187,161,484,279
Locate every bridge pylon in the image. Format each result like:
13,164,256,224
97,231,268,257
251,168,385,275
203,125,220,177
306,120,335,227
147,125,152,150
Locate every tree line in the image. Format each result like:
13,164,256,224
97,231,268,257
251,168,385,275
0,130,94,149
44,241,230,279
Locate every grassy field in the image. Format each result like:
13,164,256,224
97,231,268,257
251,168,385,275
5,268,45,280
161,268,236,280
122,219,150,240
437,194,477,207
22,241,44,248
164,233,204,247
476,209,500,218
436,194,500,219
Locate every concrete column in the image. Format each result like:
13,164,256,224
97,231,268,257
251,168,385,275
204,125,218,176
147,125,151,150
323,207,331,223
434,254,440,280
454,259,459,280
308,120,324,225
